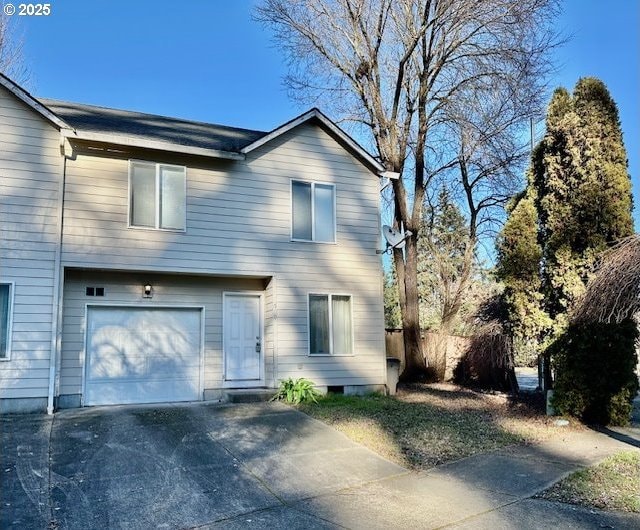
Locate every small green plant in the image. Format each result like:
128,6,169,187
272,378,321,404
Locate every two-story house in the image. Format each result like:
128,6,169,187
0,73,387,413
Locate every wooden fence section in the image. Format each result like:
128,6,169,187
385,329,471,381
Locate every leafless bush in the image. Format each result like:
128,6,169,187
454,297,519,393
573,235,640,324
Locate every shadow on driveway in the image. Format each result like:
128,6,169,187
4,400,639,529
1,402,404,529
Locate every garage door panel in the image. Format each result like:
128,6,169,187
85,307,202,406
85,379,199,407
88,352,146,380
146,356,200,377
88,327,146,379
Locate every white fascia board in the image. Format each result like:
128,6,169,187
0,74,71,130
63,130,245,161
241,108,385,174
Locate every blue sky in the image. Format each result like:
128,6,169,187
12,0,640,229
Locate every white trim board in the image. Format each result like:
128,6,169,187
66,131,244,161
1,74,385,173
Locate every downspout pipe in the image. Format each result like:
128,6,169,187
46,132,71,414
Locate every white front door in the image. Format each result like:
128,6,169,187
224,294,262,382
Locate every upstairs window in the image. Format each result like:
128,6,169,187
0,283,13,360
291,180,336,242
129,161,186,231
309,294,353,355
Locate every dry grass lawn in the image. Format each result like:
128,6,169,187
539,451,640,513
299,383,582,470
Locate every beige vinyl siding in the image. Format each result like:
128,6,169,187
0,85,61,399
60,122,385,388
59,270,269,397
264,277,277,387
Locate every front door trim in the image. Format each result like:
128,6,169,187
222,291,265,388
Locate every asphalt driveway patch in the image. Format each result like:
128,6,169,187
0,414,52,529
2,402,639,529
3,401,405,529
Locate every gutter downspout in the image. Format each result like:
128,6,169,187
378,175,389,393
46,133,71,415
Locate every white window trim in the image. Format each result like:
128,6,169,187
290,179,337,244
307,292,355,356
128,160,187,232
0,282,15,361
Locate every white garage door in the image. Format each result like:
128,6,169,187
85,306,202,406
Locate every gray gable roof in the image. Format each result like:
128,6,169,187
39,98,267,152
1,72,382,171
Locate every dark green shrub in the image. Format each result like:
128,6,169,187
551,319,639,426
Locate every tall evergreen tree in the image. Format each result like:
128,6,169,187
534,78,634,326
498,77,634,371
383,268,402,329
496,176,551,365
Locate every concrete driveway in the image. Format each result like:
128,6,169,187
1,402,404,529
3,401,640,529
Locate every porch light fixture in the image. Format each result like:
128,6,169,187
143,283,153,298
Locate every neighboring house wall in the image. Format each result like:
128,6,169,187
60,122,385,389
0,85,61,410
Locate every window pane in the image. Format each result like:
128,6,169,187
292,181,312,240
0,285,9,359
314,184,335,242
160,166,186,230
309,295,330,354
331,295,352,354
130,163,156,227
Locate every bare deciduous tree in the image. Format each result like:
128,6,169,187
256,0,560,380
0,13,28,82
426,76,541,366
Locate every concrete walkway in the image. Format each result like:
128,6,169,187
515,367,539,391
2,402,639,529
293,428,640,530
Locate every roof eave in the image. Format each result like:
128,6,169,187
241,109,385,175
63,130,245,161
0,73,71,131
